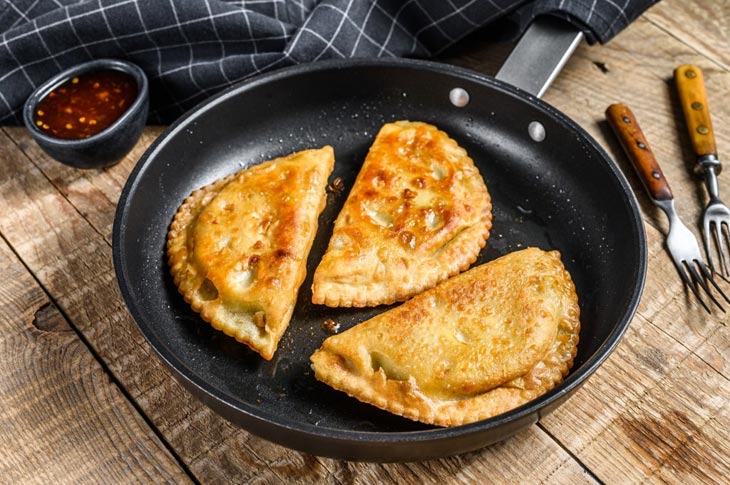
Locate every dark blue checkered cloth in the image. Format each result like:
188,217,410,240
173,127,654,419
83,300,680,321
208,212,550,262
0,0,659,124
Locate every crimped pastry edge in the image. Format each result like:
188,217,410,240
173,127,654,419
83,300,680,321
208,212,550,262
310,248,580,427
311,121,493,307
165,172,276,351
166,148,334,360
311,213,492,307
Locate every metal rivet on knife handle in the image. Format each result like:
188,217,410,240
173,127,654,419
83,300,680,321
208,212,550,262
606,103,673,201
674,64,717,158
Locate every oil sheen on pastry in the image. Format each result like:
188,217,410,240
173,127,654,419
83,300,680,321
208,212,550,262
310,248,580,426
167,147,335,360
311,121,492,307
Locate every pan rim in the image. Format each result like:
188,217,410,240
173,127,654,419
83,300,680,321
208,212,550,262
112,57,647,458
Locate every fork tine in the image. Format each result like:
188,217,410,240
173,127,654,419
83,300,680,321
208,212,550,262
704,218,717,275
675,260,712,314
716,221,730,281
711,220,729,276
708,222,730,285
687,261,725,312
697,259,730,305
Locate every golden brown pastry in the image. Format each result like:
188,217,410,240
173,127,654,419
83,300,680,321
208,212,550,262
310,248,580,426
167,147,335,360
311,121,492,307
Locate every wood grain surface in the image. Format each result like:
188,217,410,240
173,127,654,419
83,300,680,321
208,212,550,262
1,0,728,483
0,199,189,482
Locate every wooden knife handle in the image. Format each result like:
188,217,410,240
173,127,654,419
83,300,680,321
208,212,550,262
674,64,717,158
606,103,673,201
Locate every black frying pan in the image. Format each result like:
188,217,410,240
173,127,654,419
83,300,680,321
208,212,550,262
112,57,646,461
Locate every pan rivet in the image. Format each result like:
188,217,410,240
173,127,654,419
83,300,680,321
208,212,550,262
691,102,704,110
528,121,545,142
449,88,470,107
697,125,709,135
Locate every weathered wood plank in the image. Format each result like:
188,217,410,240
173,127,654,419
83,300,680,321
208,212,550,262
0,232,190,483
549,318,730,484
542,312,730,483
645,0,730,71
6,126,165,245
321,426,595,485
695,322,729,378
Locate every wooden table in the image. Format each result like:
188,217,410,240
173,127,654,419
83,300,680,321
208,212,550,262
2,0,728,482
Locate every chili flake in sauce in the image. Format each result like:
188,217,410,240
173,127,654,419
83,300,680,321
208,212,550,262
34,69,137,140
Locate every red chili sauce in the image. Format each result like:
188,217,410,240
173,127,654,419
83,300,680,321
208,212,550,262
34,69,137,140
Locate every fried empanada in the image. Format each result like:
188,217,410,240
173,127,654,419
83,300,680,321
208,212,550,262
310,248,580,426
167,147,335,360
311,121,492,307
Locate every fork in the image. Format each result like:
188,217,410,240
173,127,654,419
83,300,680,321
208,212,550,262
607,103,730,314
675,64,730,276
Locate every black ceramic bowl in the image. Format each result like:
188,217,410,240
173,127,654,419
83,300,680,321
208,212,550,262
23,58,149,169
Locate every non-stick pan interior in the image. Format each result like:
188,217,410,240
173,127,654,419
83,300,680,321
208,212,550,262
114,59,645,460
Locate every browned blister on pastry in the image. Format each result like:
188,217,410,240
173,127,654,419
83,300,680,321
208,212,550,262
310,248,580,426
311,121,492,307
167,147,335,360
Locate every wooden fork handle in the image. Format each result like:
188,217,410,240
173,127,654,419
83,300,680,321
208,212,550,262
674,64,717,159
606,103,673,201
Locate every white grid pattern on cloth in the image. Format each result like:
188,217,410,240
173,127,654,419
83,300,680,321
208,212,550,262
347,0,377,56
203,0,233,84
0,0,659,124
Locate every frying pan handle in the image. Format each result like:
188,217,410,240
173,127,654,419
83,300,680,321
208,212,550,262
606,103,673,201
495,17,583,98
674,64,720,174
